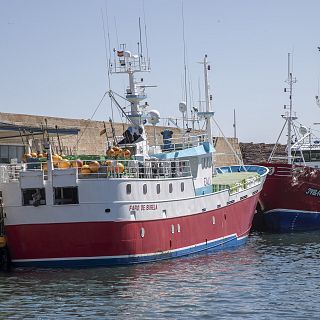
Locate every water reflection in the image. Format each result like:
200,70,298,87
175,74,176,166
1,233,320,319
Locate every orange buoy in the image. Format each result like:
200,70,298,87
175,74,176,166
105,159,113,166
31,152,37,158
81,164,91,175
71,159,83,168
115,162,125,173
106,148,116,158
42,162,48,171
52,154,62,166
22,153,32,162
37,153,44,158
122,149,131,159
113,147,122,157
89,161,100,173
58,159,70,169
105,160,115,172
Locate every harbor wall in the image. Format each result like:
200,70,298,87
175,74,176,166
214,137,242,167
0,112,240,165
239,142,286,164
0,112,278,166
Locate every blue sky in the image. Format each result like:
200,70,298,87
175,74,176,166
1,0,320,143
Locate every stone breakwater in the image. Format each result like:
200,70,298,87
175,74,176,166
240,142,286,164
0,111,288,166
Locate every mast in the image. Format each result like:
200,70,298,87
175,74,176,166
198,55,214,144
108,43,153,157
284,53,297,164
109,44,150,126
203,54,213,143
233,108,237,139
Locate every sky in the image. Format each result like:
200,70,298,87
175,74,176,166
1,0,320,143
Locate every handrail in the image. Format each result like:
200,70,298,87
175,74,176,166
149,133,208,151
0,159,193,182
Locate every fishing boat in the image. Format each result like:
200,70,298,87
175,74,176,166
255,53,320,233
0,47,268,268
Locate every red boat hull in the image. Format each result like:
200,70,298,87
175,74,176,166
5,195,258,267
255,163,320,232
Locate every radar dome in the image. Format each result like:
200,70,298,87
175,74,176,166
148,110,160,125
299,125,308,135
179,102,187,113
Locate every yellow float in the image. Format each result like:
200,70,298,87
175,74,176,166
58,159,70,169
115,162,125,173
81,165,91,175
122,149,131,159
42,162,48,171
22,153,32,162
114,147,123,157
106,148,116,158
52,154,62,166
71,159,83,168
89,161,100,173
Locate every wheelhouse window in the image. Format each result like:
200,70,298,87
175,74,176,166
311,150,320,161
202,158,205,169
126,184,131,194
22,188,46,206
0,145,25,164
143,184,147,194
303,151,310,162
54,187,79,205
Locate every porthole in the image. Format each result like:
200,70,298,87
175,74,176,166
156,183,160,194
212,216,216,225
143,184,147,194
130,211,136,220
126,184,131,194
177,224,181,232
171,224,175,234
169,183,173,193
140,227,145,238
181,182,184,192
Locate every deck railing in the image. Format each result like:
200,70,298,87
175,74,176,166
149,133,208,152
0,159,192,182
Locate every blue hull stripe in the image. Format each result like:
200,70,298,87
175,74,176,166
263,209,320,233
12,234,248,268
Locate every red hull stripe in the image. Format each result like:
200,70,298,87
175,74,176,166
11,234,248,268
5,195,258,267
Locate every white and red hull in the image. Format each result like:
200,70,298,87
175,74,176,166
5,194,259,267
1,151,267,268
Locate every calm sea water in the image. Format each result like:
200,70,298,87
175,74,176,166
1,232,320,319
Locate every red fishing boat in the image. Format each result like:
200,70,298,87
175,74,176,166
0,46,268,267
255,53,320,232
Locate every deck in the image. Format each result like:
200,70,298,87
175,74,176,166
212,171,260,194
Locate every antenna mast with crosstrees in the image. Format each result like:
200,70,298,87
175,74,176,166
283,53,297,164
